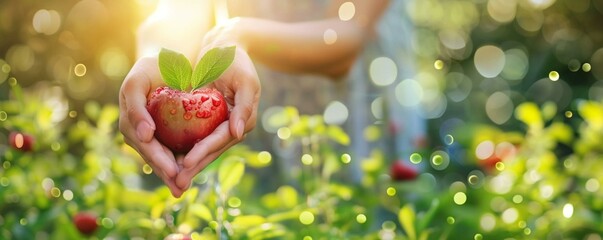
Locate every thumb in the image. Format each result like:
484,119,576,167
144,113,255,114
228,79,259,140
120,58,158,142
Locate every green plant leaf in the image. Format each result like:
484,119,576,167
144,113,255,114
417,199,440,233
189,204,213,222
191,46,236,89
218,156,245,194
232,215,266,231
515,102,543,128
158,48,192,91
327,125,350,145
399,204,417,240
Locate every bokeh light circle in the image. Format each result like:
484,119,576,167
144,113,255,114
323,29,337,45
439,30,466,50
447,216,455,224
0,111,8,121
480,214,496,231
341,153,351,164
395,79,423,107
487,0,517,23
583,63,592,72
430,150,450,170
386,187,396,196
516,8,544,32
370,57,398,86
585,178,600,192
324,101,348,125
338,2,355,21
301,154,313,165
468,170,485,188
549,71,560,81
445,72,473,102
356,214,367,224
590,81,603,101
409,153,422,164
591,48,603,80
371,97,384,119
568,59,581,72
476,140,495,160
74,63,87,77
453,192,467,205
474,45,506,78
502,208,519,223
299,211,315,225
502,48,529,81
486,92,514,125
33,9,61,35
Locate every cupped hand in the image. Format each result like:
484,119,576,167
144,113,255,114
119,56,186,198
175,46,260,190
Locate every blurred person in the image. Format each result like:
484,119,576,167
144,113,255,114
119,0,425,197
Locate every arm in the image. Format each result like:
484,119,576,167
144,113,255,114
174,0,389,190
207,0,389,78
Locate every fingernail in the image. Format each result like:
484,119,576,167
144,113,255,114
236,120,245,140
136,122,151,142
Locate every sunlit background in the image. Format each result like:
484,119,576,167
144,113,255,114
1,0,603,239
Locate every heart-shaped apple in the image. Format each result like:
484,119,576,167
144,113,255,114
147,47,235,153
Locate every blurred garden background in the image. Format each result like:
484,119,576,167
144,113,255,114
1,0,603,239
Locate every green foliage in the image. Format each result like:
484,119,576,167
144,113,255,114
3,72,603,239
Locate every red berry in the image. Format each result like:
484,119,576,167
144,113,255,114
147,87,229,153
73,212,98,236
390,161,418,181
8,132,34,152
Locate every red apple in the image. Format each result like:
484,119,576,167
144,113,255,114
8,131,34,152
390,161,418,181
147,86,228,153
73,212,98,236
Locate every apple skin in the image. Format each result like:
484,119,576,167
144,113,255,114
147,86,229,154
390,161,418,181
73,212,98,236
8,131,34,152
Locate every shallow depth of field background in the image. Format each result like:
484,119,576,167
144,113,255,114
1,0,603,239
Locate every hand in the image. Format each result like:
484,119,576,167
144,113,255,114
175,46,260,190
119,56,186,198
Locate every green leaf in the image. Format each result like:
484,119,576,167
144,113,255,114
232,215,266,231
327,125,350,145
515,102,543,128
218,156,245,194
399,204,417,240
158,48,192,91
417,199,440,233
191,46,236,89
189,204,213,222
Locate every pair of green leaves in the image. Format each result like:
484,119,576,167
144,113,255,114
158,46,236,91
